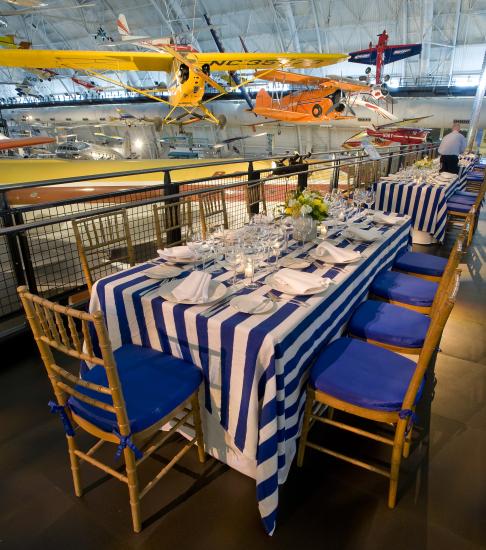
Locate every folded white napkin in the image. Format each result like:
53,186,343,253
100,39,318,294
372,212,405,225
341,225,382,242
274,268,329,293
158,245,196,259
171,271,211,302
315,242,361,263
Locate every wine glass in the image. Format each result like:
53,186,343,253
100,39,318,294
243,243,263,289
364,189,375,216
270,226,285,271
224,245,242,286
186,228,203,270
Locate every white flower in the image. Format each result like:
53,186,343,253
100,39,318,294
288,198,297,207
300,204,313,215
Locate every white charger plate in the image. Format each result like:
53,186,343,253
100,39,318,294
158,253,198,264
265,272,330,296
308,249,361,265
279,256,311,269
230,295,274,314
159,279,227,305
145,265,182,279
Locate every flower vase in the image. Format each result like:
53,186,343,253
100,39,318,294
293,215,318,242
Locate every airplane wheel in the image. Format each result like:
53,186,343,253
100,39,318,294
312,104,323,118
335,103,346,113
365,66,372,74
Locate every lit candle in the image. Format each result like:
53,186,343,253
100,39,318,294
244,259,253,278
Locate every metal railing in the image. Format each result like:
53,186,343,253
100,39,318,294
0,143,437,336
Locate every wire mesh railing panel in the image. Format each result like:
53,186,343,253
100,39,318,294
0,221,21,318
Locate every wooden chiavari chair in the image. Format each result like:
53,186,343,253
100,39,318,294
198,190,228,238
153,200,193,249
245,181,267,218
18,286,205,533
297,267,460,508
72,209,135,293
347,233,463,356
447,179,485,247
369,230,464,316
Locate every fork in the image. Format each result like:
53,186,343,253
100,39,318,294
266,290,310,308
138,278,174,297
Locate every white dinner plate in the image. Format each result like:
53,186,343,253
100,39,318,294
145,265,182,279
230,295,274,314
265,273,330,296
308,249,361,265
158,252,199,264
159,279,227,305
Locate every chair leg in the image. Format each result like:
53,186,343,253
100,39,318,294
297,388,313,467
124,448,142,533
388,424,406,509
327,406,335,420
191,392,206,464
66,434,83,497
402,427,412,459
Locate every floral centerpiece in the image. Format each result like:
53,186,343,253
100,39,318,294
414,157,434,170
283,188,329,221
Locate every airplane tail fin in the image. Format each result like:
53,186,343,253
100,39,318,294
255,88,272,109
117,14,131,39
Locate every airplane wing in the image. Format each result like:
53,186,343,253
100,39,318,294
348,43,422,65
190,52,347,71
254,70,368,93
0,136,55,151
0,48,175,72
0,3,95,17
376,115,432,129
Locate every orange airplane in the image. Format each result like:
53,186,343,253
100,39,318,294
252,70,372,123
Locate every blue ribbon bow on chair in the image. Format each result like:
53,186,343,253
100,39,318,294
113,429,143,461
48,400,75,437
399,409,418,436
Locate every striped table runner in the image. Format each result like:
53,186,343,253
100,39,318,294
89,215,411,535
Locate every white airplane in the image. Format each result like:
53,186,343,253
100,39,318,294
55,141,123,160
116,14,179,52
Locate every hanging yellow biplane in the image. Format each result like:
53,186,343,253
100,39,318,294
0,44,347,125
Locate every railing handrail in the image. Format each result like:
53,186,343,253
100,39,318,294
0,143,428,192
0,144,438,236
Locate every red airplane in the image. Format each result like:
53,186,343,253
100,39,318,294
71,76,111,93
342,116,432,149
348,30,422,99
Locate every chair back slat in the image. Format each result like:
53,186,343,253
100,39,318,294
199,190,228,238
153,200,193,248
402,268,461,410
72,210,135,291
18,286,132,437
429,233,463,319
246,182,267,217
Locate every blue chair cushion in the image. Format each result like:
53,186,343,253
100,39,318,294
371,270,438,307
394,250,447,277
310,337,423,411
447,201,471,213
348,300,430,349
466,174,483,181
454,191,477,198
449,193,475,205
68,345,202,434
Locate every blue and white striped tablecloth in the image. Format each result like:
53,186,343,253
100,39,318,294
375,168,470,242
89,216,411,535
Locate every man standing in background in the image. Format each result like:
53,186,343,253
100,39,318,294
438,123,467,174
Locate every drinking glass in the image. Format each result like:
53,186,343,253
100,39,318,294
364,189,375,215
225,245,242,286
243,243,262,289
186,229,204,270
270,226,285,270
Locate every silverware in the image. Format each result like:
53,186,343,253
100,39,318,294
200,287,241,318
266,290,310,308
138,278,174,297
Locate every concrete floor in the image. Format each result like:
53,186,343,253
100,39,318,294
0,213,485,550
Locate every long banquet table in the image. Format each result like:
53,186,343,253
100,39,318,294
375,163,473,244
88,213,411,534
